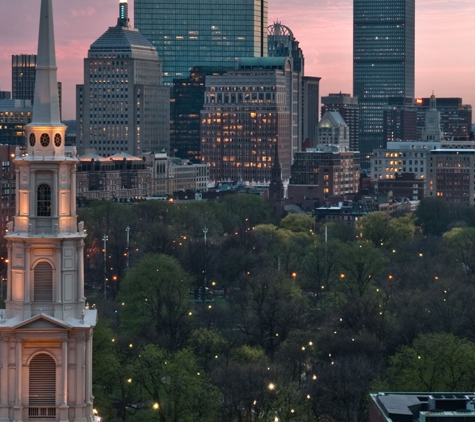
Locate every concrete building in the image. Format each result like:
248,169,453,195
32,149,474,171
371,140,439,181
0,99,32,146
317,111,349,151
287,146,360,209
200,57,296,183
77,0,170,157
370,392,475,422
76,152,152,201
0,1,97,421
353,0,415,164
135,0,268,85
426,149,475,205
142,152,209,196
321,93,359,152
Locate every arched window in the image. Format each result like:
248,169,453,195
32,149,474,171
29,353,56,418
34,262,53,302
37,184,51,216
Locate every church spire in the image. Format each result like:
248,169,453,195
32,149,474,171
32,0,62,125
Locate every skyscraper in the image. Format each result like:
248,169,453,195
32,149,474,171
135,0,268,85
12,54,37,102
353,0,415,164
77,0,170,156
1,1,96,421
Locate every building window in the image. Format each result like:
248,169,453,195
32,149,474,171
34,262,53,302
37,184,51,216
29,353,56,419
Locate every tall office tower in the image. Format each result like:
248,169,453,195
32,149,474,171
201,57,294,183
302,77,321,147
268,22,304,73
135,0,268,85
321,93,359,151
77,0,170,156
12,54,37,102
0,1,97,421
353,0,415,165
171,66,228,162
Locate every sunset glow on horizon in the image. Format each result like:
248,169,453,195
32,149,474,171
0,0,474,120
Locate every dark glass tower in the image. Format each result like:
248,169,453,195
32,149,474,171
135,0,268,85
353,0,415,165
12,54,37,102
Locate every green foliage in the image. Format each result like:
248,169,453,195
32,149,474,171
416,197,450,236
358,211,416,248
443,227,475,279
132,345,221,422
118,254,193,350
280,213,315,234
388,333,475,391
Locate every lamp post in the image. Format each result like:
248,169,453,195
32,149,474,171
102,235,108,299
125,226,130,269
202,226,208,309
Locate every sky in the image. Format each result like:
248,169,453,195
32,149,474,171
1,0,474,120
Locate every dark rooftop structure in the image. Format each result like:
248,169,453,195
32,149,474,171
370,392,475,422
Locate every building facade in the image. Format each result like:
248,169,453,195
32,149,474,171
77,0,170,157
317,111,349,151
287,146,360,208
415,97,472,140
321,93,359,152
0,2,97,421
267,22,304,73
0,99,32,146
427,149,475,205
12,55,37,102
200,57,295,183
135,0,268,85
171,67,229,162
353,0,415,164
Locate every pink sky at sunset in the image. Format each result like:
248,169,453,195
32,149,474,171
0,0,474,120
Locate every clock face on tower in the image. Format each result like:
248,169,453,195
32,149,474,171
40,133,50,147
29,133,36,147
54,133,62,147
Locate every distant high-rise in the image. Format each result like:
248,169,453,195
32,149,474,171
353,0,415,164
12,54,37,102
321,93,359,151
135,0,268,85
267,22,304,73
77,0,170,156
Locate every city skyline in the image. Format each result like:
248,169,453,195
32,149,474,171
0,0,474,120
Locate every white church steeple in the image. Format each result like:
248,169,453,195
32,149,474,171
0,1,97,421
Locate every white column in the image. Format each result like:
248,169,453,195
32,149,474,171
61,339,68,406
71,168,77,216
14,339,22,407
77,241,84,304
0,336,9,419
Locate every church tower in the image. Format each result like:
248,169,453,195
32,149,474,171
0,1,97,421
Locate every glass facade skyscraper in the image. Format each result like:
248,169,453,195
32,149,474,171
135,0,268,85
353,0,415,164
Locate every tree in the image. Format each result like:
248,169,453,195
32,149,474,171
118,254,193,350
416,197,450,236
340,242,388,297
133,345,221,422
443,227,475,281
388,333,475,391
280,213,315,235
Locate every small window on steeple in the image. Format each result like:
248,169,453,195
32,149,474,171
37,184,51,217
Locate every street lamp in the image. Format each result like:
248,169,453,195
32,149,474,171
202,227,208,309
125,226,130,269
102,235,108,299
